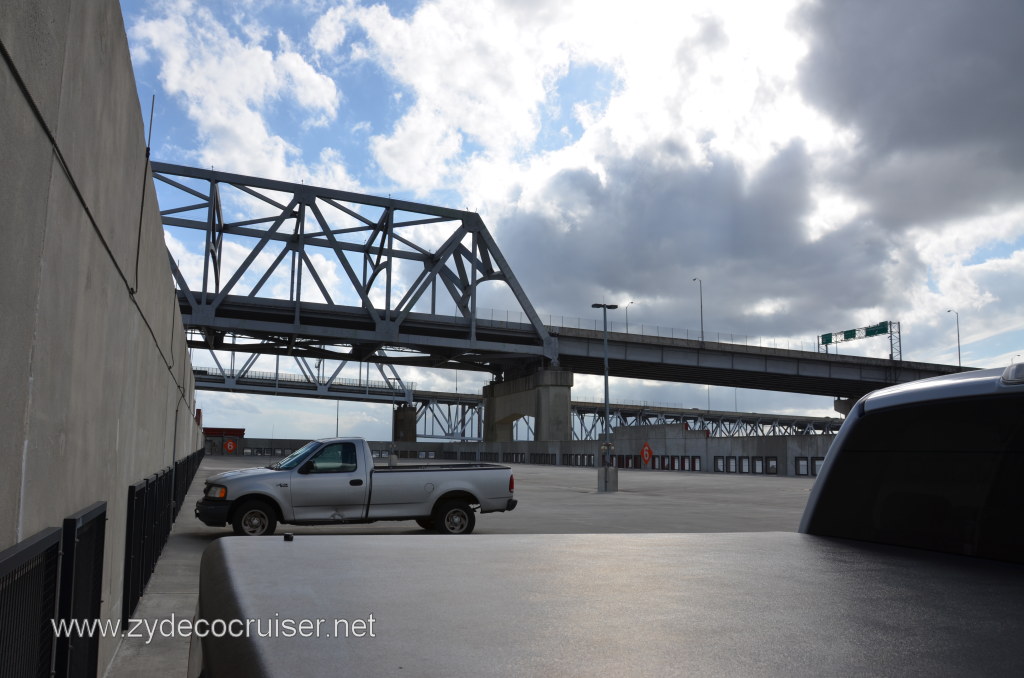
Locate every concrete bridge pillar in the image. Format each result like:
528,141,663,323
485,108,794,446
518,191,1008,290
833,397,854,417
392,403,417,443
483,370,574,442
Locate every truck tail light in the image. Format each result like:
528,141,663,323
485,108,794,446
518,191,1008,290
509,475,515,493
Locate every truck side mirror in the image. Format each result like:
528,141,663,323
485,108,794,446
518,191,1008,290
298,460,314,474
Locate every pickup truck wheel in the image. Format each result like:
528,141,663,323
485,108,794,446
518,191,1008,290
232,500,277,536
434,501,475,535
415,518,436,531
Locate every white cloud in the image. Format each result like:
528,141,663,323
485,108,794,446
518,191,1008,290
164,231,204,285
309,3,352,55
355,0,574,191
130,2,341,178
745,298,790,317
370,105,463,194
351,0,852,237
276,51,340,127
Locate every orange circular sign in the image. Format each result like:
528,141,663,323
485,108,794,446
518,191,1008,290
640,442,653,463
223,440,237,453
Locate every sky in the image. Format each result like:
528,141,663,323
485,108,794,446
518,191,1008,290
119,0,1024,441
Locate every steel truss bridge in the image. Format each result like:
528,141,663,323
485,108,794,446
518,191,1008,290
191,364,841,441
156,162,961,438
156,162,555,379
411,397,842,442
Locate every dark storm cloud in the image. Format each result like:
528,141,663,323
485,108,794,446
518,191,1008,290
499,139,907,338
797,0,1024,227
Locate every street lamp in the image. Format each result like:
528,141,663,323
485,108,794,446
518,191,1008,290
692,278,704,342
592,303,618,469
624,300,635,333
947,309,961,367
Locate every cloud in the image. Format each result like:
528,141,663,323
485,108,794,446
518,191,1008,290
369,105,464,194
309,3,352,55
354,0,823,195
129,1,343,179
276,51,341,126
496,138,904,341
787,0,1024,364
352,0,579,193
797,0,1024,229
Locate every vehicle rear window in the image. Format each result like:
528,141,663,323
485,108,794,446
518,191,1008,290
805,394,1024,563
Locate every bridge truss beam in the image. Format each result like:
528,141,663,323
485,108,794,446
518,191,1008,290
191,340,414,404
569,403,841,438
414,398,483,441
155,162,556,380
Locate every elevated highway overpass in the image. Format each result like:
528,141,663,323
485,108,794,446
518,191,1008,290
551,325,959,400
188,308,961,400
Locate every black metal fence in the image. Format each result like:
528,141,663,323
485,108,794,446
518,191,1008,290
0,447,204,678
0,502,108,678
0,527,62,678
55,503,107,678
122,448,204,626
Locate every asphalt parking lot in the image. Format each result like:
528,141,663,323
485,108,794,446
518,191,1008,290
106,455,816,676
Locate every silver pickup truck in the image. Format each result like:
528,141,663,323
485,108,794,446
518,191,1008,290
194,438,517,535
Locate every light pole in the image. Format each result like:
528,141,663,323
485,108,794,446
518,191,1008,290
624,300,635,333
592,303,618,471
947,309,961,367
692,278,704,342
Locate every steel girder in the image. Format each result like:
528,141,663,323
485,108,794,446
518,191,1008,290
569,403,840,440
191,342,413,404
154,162,556,379
415,399,483,441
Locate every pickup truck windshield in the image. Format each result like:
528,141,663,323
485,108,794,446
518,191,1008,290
806,394,1024,563
269,441,320,470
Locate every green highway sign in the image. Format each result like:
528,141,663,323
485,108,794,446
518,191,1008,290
819,321,894,347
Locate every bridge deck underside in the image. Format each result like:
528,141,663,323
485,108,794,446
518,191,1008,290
554,329,960,400
182,294,550,372
559,354,880,399
186,302,961,400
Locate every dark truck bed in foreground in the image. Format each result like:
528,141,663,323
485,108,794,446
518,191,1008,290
195,533,1024,677
191,365,1024,677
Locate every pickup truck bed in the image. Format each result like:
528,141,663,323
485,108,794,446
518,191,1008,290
197,533,1024,677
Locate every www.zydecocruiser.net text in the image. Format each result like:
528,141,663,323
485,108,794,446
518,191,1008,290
52,614,377,645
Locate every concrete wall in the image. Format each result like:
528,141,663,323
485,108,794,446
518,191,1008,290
1,0,201,671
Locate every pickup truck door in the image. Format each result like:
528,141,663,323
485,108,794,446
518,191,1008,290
289,442,369,521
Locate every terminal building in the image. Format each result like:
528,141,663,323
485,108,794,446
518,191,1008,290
207,422,833,478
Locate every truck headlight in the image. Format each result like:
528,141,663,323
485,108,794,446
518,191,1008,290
205,484,227,499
